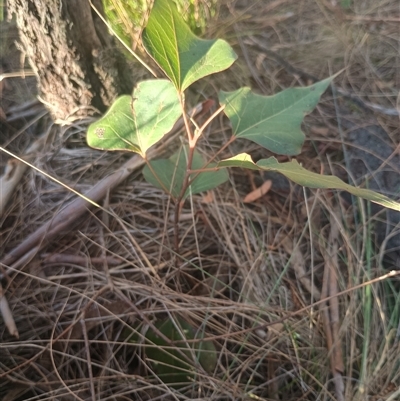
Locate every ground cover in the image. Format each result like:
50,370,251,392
1,1,399,400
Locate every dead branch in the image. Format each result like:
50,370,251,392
0,102,206,277
0,284,19,338
41,253,121,266
320,217,345,401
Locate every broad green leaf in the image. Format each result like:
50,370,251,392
143,146,229,199
142,0,237,92
218,154,400,211
219,77,333,155
144,317,217,386
87,80,181,157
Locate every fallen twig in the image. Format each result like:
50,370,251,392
0,283,19,338
320,217,345,401
41,253,121,266
0,101,206,277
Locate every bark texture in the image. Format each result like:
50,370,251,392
9,0,133,122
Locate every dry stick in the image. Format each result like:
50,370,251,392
0,70,36,81
41,253,121,266
0,283,18,338
329,251,344,375
0,154,139,275
320,257,332,351
80,318,96,401
0,102,205,276
321,219,345,401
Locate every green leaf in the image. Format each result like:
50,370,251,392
340,0,352,9
144,317,217,386
87,80,181,157
142,0,237,92
218,154,400,211
143,146,229,199
216,153,259,170
219,77,333,155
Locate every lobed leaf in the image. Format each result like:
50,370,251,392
142,0,237,92
218,154,400,211
219,77,333,155
87,80,181,157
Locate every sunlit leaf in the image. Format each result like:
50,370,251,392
143,146,229,199
142,0,237,92
218,154,400,211
219,77,333,155
216,153,259,170
87,80,181,157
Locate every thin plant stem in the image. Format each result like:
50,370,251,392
173,100,230,254
174,146,195,253
187,135,236,176
194,104,225,141
179,92,194,143
173,200,184,252
173,93,196,253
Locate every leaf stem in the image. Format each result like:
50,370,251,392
187,136,236,179
173,101,229,254
173,200,184,252
194,104,225,142
174,93,197,253
206,135,236,164
174,145,196,252
179,92,194,143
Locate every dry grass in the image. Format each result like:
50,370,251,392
1,0,400,400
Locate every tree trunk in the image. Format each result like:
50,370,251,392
8,0,133,122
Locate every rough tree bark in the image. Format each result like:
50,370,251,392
8,0,133,122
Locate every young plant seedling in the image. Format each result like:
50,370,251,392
87,0,400,389
87,0,400,255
